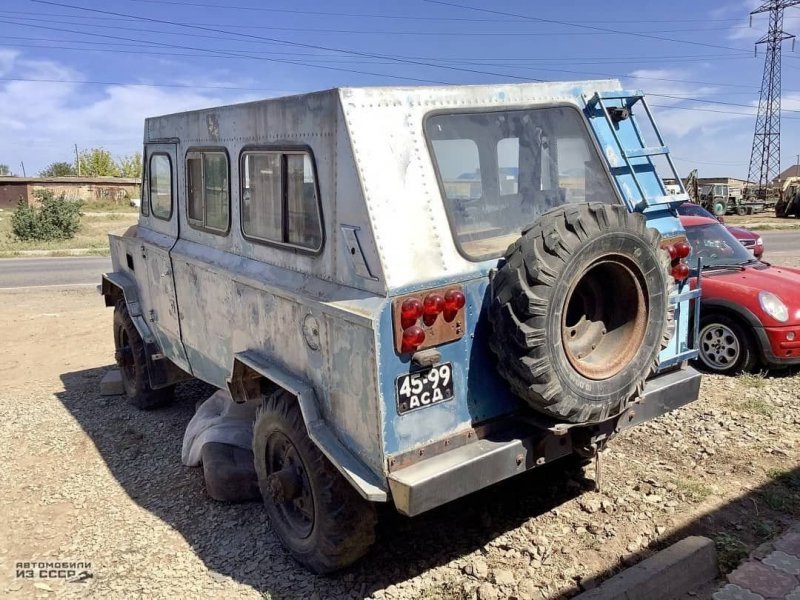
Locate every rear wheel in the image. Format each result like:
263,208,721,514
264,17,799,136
112,300,174,409
713,198,728,217
253,390,376,573
697,315,758,375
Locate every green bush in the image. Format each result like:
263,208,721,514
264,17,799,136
11,190,83,241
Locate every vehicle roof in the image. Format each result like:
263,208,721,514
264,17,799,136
679,215,719,227
145,79,622,122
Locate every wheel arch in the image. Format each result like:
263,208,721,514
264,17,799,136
700,299,762,331
103,272,189,389
229,350,387,502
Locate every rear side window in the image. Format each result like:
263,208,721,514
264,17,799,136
186,150,230,234
241,150,323,252
149,153,172,220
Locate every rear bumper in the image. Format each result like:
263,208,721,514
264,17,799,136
387,367,701,517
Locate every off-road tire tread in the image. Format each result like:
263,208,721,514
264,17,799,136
253,390,377,574
488,203,674,423
112,300,174,410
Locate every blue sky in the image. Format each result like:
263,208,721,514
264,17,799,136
1,0,800,178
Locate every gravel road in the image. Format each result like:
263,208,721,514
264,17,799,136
0,288,798,600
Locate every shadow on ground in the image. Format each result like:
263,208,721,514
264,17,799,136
57,366,799,599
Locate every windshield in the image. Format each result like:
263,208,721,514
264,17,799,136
677,203,715,219
425,106,618,260
684,222,755,268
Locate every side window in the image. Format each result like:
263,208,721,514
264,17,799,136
240,150,323,252
186,150,230,234
431,139,482,201
149,154,172,220
497,138,519,195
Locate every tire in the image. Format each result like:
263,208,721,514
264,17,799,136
697,314,758,375
735,205,747,216
713,199,728,217
113,300,174,409
488,203,674,423
253,390,376,574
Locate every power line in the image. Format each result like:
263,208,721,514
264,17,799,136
27,0,545,82
82,0,799,24
0,16,771,93
648,93,800,114
0,18,454,85
0,76,293,92
423,0,758,54
5,76,800,121
0,11,759,36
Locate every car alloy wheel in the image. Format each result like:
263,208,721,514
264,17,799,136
699,322,740,371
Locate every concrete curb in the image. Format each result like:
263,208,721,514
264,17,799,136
574,536,718,600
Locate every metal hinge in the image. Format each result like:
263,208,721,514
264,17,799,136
149,309,157,323
141,244,147,260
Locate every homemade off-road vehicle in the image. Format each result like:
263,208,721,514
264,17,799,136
101,80,702,573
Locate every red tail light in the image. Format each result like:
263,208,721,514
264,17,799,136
401,297,423,328
671,262,690,280
401,325,426,353
444,289,466,311
393,285,467,354
673,241,691,259
422,293,445,317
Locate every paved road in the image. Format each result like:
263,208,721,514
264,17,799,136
760,229,800,256
0,230,796,289
0,256,111,289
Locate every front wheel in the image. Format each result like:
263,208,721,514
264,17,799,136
253,390,376,574
697,315,758,375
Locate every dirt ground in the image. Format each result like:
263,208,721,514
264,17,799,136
0,288,798,600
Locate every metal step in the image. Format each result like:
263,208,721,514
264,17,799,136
624,145,669,159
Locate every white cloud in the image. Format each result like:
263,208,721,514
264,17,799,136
0,49,292,174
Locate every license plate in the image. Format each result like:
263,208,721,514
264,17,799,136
395,363,454,415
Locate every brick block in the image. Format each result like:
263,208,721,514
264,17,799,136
99,369,124,396
574,536,718,600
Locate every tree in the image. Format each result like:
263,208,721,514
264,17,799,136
39,161,77,177
117,152,142,179
78,147,120,177
0,164,11,176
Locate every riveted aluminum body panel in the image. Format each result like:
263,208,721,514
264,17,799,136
104,80,699,505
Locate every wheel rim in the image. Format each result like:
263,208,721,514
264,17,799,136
264,431,314,539
699,323,740,371
562,256,648,380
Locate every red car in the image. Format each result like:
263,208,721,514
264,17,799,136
681,215,800,374
677,202,764,258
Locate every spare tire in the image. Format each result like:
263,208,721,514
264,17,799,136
488,203,674,423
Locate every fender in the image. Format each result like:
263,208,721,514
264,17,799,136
228,350,388,502
101,272,189,389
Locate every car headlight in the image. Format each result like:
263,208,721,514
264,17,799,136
756,236,763,246
759,291,788,322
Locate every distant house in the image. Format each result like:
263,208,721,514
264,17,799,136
0,176,140,210
773,165,800,183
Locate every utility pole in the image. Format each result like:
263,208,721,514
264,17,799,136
20,161,26,177
746,0,800,204
74,143,81,176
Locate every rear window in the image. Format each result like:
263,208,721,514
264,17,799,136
425,106,618,260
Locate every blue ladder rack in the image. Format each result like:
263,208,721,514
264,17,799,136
585,90,690,210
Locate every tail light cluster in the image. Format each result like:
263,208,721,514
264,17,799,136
662,239,692,281
394,286,466,353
